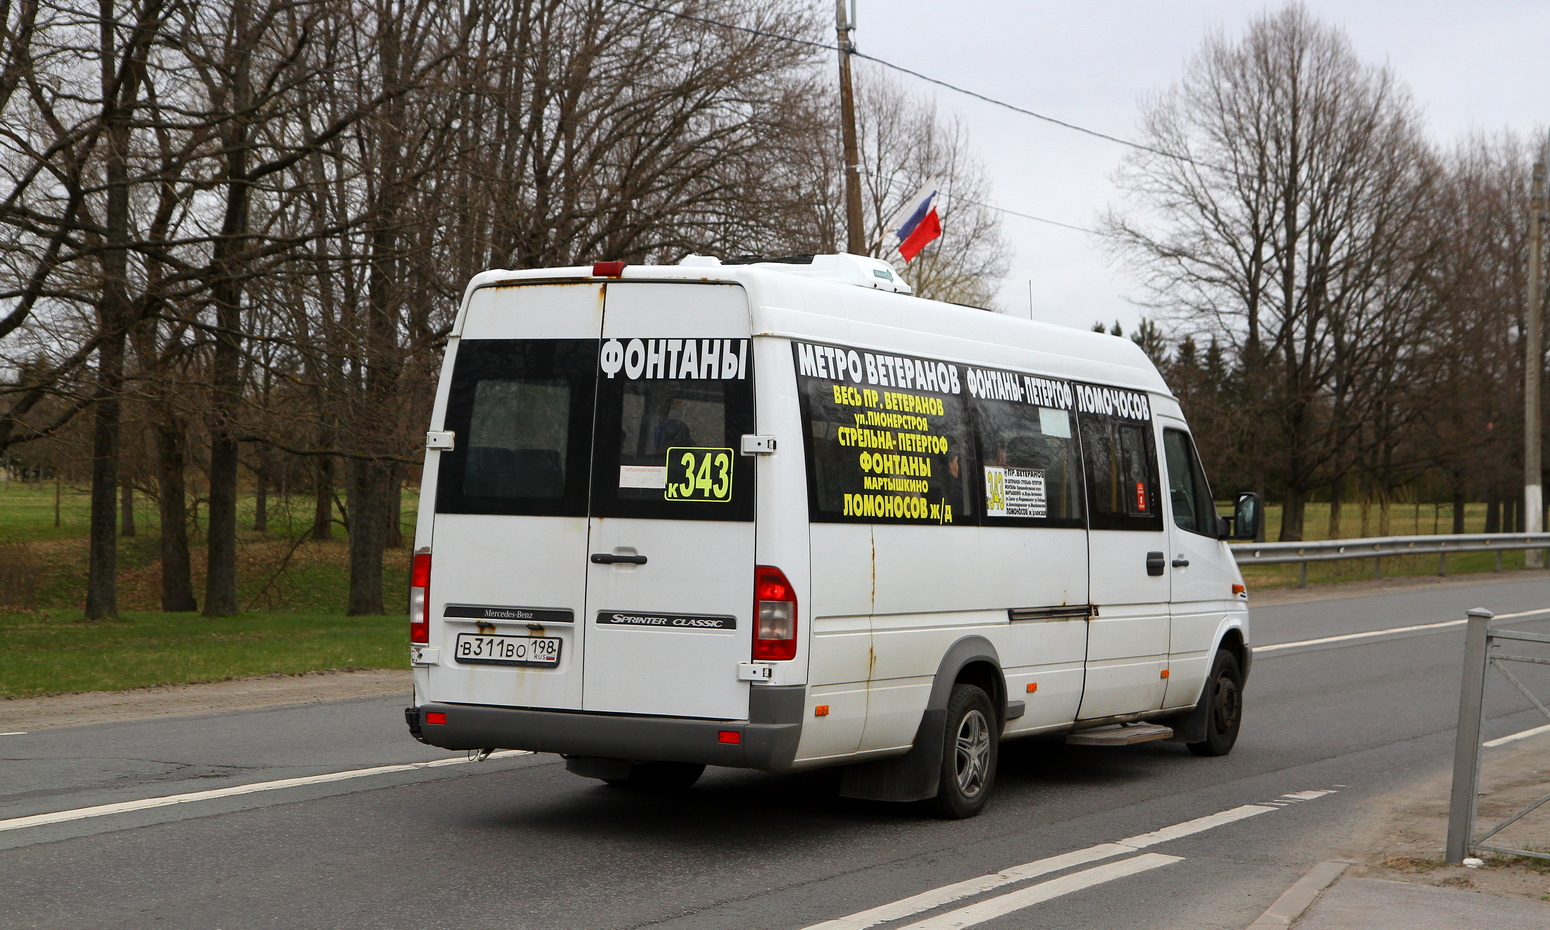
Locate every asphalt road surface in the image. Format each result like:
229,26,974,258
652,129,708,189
3,575,1549,930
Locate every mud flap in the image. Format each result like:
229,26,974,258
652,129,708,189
838,708,946,802
1166,688,1210,744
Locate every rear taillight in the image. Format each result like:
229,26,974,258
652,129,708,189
753,565,797,661
410,552,431,644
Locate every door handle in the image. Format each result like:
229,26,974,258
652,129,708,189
1171,557,1190,568
1146,551,1165,576
591,553,647,565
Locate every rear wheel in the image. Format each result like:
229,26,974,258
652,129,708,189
929,683,998,818
1186,650,1243,757
602,761,706,790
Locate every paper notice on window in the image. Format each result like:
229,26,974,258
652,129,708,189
619,465,667,489
984,466,1047,518
1039,407,1071,439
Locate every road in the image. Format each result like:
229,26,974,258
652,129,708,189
2,575,1548,930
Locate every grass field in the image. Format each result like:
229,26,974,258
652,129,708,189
1,478,1540,696
0,610,402,698
1,478,414,696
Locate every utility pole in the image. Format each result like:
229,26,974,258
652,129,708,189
1527,141,1545,563
836,0,865,255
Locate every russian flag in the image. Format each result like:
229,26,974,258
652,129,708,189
894,181,942,263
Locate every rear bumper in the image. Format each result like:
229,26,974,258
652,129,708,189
407,685,805,772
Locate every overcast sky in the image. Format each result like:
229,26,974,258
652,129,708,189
856,1,1550,331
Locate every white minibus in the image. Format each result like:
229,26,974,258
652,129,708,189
405,254,1259,817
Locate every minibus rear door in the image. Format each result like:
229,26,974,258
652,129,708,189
581,282,758,720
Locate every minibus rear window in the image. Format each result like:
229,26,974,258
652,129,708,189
436,339,597,516
590,355,756,522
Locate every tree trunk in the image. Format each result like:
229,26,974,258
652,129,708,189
1279,485,1307,542
86,5,138,620
253,445,268,533
85,330,124,619
345,457,390,615
1485,487,1501,533
156,418,197,612
313,455,333,540
386,461,403,549
120,483,136,537
203,0,254,617
1451,473,1466,535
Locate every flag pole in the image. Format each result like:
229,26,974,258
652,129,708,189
836,0,866,255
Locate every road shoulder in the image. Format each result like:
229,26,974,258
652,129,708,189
1,669,411,730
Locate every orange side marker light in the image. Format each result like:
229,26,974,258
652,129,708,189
1025,682,1038,693
814,705,830,717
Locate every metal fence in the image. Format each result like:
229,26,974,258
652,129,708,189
1446,608,1550,864
1232,533,1550,586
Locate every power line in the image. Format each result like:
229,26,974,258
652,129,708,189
956,198,1117,239
610,0,1188,164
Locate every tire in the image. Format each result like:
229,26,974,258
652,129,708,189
1186,649,1243,757
602,761,706,790
929,683,998,818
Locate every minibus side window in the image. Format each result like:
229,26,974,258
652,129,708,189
1162,428,1217,537
436,339,597,517
971,397,1084,528
793,343,974,525
1078,411,1163,532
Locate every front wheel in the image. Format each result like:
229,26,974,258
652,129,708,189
1186,649,1243,757
929,683,998,818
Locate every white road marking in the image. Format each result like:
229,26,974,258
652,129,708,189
894,854,1182,930
1116,803,1273,848
1484,722,1550,748
801,845,1136,930
1281,789,1336,801
0,750,530,833
1257,618,1466,654
0,732,27,737
801,793,1333,930
1257,607,1550,656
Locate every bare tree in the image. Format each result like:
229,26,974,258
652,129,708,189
1105,3,1435,539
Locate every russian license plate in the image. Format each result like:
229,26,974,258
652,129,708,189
453,633,561,667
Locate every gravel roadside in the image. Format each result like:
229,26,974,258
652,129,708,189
0,668,411,731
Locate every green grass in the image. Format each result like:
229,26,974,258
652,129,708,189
0,610,403,698
1,478,415,695
0,478,418,614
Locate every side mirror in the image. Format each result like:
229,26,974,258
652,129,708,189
1230,491,1260,541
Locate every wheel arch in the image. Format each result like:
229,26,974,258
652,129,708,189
926,636,1006,729
838,635,1005,803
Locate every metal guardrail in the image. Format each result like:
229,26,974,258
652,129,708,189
1446,608,1550,864
1232,533,1550,586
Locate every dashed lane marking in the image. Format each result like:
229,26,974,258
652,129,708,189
801,790,1335,930
0,750,531,833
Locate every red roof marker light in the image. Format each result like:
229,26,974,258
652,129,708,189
592,261,627,277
